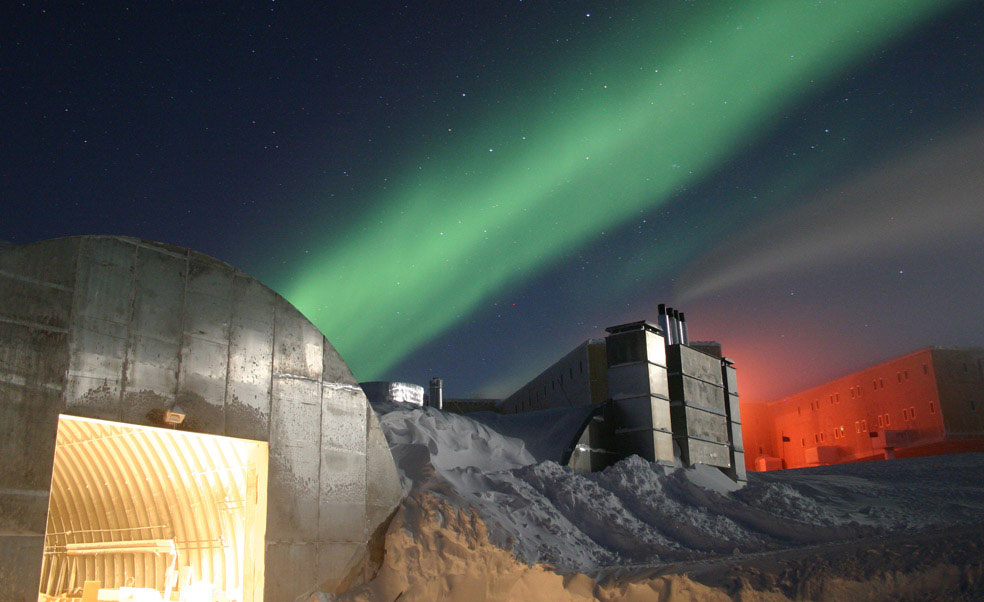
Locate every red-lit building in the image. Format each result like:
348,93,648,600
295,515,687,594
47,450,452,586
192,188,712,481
742,348,984,471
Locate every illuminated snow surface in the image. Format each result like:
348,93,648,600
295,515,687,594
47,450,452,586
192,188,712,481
373,402,984,574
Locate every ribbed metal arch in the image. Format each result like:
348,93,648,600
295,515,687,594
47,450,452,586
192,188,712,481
40,416,256,600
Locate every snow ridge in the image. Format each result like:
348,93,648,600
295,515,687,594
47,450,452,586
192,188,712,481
373,402,984,573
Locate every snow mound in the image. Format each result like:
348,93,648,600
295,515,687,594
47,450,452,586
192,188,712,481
372,402,984,574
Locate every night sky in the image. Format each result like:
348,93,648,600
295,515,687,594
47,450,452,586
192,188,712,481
4,1,983,402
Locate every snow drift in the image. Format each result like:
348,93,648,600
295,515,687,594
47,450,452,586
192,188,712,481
319,403,984,601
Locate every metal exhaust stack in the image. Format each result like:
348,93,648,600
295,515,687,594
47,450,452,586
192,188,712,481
665,307,678,345
428,377,443,410
657,304,670,339
679,311,689,346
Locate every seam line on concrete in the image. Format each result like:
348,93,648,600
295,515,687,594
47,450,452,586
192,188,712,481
0,373,62,391
322,381,362,393
0,316,69,334
122,238,189,260
0,269,74,292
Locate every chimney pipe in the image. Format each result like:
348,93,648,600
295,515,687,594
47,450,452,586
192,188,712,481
679,311,689,346
665,307,678,345
428,377,443,410
657,304,670,339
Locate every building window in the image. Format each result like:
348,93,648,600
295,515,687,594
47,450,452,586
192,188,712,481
836,393,840,403
873,380,877,390
971,400,978,412
897,372,902,383
929,401,935,414
850,388,855,398
904,370,909,380
840,426,845,437
878,415,884,427
798,406,801,417
801,438,805,447
909,406,915,419
903,408,909,421
815,433,819,443
861,419,867,431
885,413,890,426
880,378,885,388
820,432,825,442
858,385,863,397
923,363,928,375
855,421,860,433
579,360,584,374
830,395,834,405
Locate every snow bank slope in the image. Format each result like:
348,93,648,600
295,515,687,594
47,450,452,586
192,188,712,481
374,403,984,574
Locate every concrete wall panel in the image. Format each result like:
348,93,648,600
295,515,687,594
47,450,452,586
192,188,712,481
676,437,731,468
269,376,322,539
0,272,73,331
613,396,672,434
0,237,79,288
121,247,186,424
724,364,739,394
668,374,726,414
225,275,275,441
366,406,403,530
178,258,235,433
729,421,744,451
0,323,66,492
323,337,358,386
727,393,741,423
65,237,135,420
608,362,669,401
274,304,324,380
670,405,729,444
667,345,723,386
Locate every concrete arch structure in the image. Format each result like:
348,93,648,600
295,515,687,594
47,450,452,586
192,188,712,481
0,236,403,601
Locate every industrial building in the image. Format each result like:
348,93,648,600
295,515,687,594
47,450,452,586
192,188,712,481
742,347,984,471
469,306,745,481
0,236,404,602
359,381,425,406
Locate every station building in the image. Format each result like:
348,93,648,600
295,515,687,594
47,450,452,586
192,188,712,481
463,306,746,482
742,347,984,471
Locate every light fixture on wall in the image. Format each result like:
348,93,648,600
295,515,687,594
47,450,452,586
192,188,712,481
163,405,186,426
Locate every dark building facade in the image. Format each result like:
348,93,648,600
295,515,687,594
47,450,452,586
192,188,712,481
492,316,745,481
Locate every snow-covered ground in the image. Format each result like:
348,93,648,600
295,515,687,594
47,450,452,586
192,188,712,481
324,403,984,601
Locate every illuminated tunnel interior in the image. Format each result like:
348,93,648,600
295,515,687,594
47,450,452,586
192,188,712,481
39,416,268,602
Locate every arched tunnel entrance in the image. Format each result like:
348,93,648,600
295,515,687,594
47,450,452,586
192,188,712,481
38,415,268,602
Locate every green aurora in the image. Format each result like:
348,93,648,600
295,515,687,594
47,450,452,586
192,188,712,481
281,0,962,379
